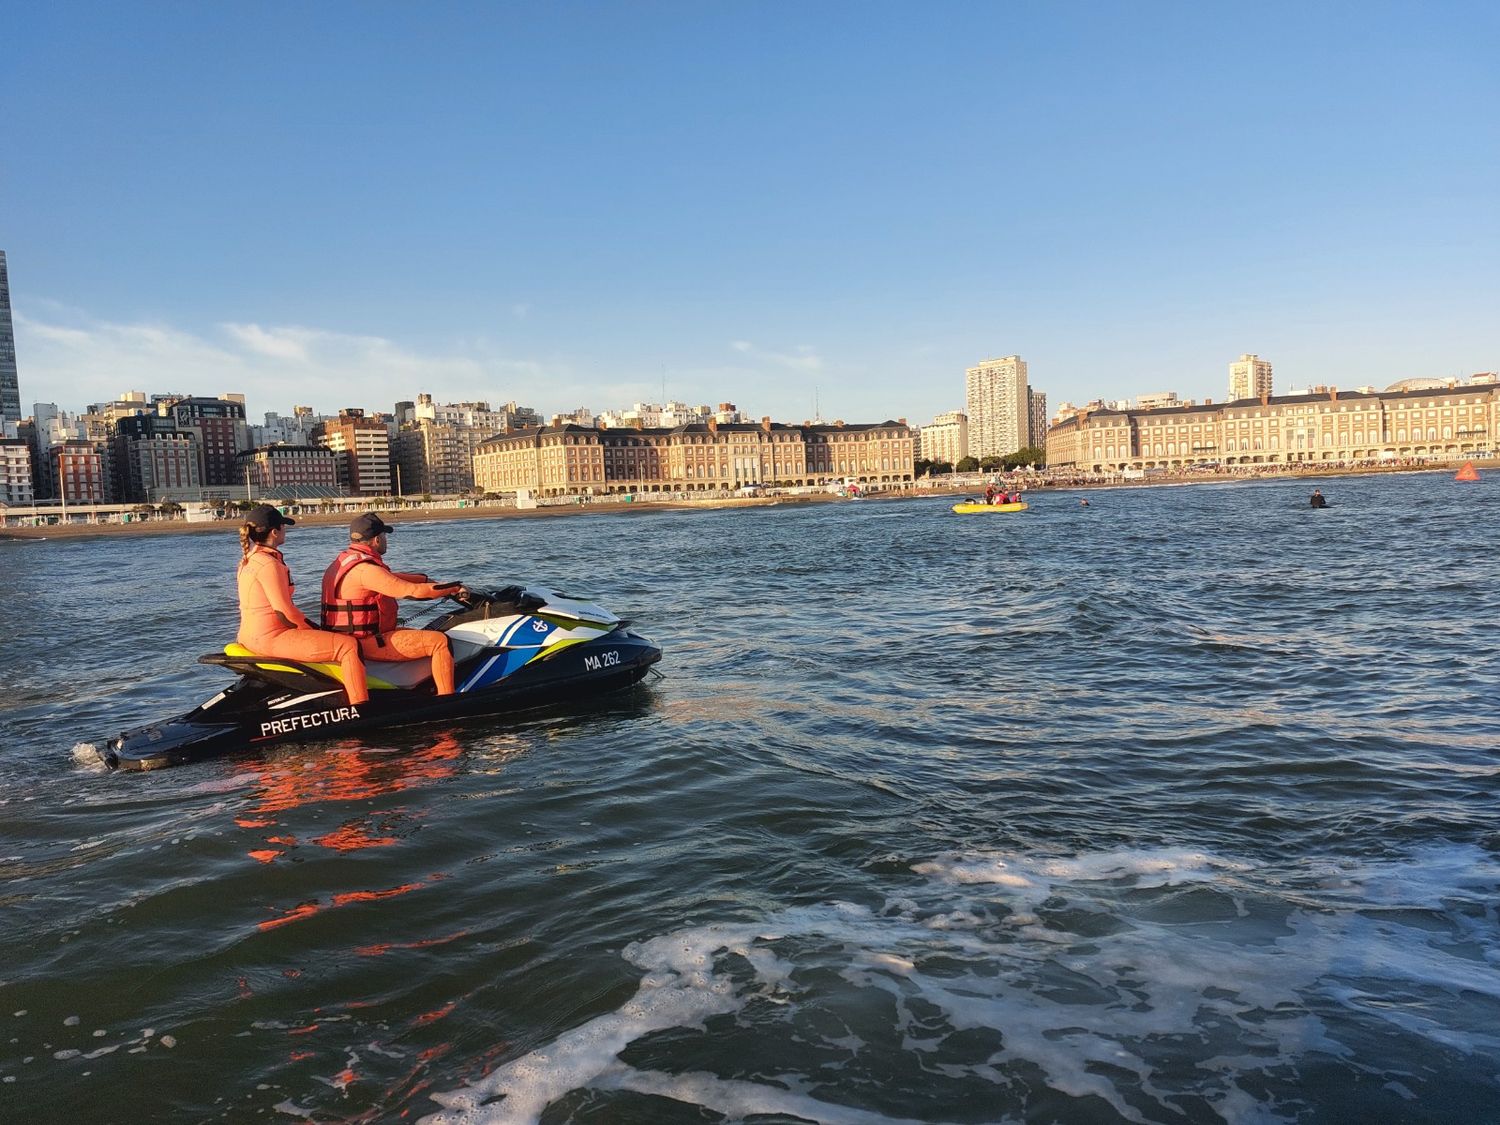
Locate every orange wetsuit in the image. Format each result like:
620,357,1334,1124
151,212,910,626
236,546,369,704
321,544,457,694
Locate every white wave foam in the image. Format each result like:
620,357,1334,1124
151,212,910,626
423,844,1500,1125
69,743,108,772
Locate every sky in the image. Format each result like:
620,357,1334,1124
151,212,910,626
4,1,1497,426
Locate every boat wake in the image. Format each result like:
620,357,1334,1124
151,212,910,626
423,844,1500,1124
70,742,110,772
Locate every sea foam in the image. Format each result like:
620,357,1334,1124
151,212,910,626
422,844,1500,1124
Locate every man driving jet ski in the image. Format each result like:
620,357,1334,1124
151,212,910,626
321,512,468,695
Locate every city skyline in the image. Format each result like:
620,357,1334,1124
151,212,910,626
5,5,1497,421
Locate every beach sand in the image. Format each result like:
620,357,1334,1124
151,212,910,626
0,493,817,542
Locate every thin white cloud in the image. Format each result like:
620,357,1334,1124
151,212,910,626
11,308,560,418
727,339,824,372
222,323,311,363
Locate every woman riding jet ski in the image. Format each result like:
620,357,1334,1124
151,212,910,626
98,506,661,770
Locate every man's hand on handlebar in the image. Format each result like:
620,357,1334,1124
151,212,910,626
433,581,473,604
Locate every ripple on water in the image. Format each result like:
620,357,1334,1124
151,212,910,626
2,474,1498,1121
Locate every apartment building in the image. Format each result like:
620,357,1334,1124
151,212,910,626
1026,387,1048,449
1228,355,1273,402
168,396,250,486
112,414,201,501
474,419,915,497
0,438,32,503
965,356,1028,459
237,445,341,494
51,440,107,503
392,421,476,496
918,411,968,468
316,410,393,496
1047,384,1499,471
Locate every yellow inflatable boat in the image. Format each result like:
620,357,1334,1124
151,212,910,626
952,501,1028,514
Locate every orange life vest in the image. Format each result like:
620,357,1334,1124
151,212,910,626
320,544,397,637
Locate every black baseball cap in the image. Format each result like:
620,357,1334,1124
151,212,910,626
350,512,395,539
246,503,295,531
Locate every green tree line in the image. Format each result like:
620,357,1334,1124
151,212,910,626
916,446,1046,476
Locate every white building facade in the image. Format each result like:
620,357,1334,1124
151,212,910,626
966,355,1029,459
1229,355,1273,402
918,411,969,468
0,438,33,503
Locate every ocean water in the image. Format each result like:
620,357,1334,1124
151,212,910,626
1,472,1497,1124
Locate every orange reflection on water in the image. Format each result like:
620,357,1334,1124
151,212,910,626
412,1000,458,1027
260,903,321,931
257,876,440,932
312,824,399,852
355,929,469,958
235,732,464,863
332,882,427,907
239,733,464,815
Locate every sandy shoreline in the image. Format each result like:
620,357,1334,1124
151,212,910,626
0,461,1482,543
0,493,830,541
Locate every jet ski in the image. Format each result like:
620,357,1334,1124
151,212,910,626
98,585,661,771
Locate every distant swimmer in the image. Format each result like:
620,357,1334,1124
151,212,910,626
1309,489,1329,509
1080,498,1090,507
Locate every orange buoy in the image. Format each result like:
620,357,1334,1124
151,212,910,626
1455,461,1480,482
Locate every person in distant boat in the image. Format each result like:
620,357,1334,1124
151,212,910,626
984,484,996,505
1309,489,1328,508
321,513,467,696
237,504,369,705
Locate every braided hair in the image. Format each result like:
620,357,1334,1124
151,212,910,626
238,522,275,565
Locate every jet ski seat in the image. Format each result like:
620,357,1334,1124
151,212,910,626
220,643,435,690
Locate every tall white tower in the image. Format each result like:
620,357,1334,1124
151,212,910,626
1229,354,1273,402
965,355,1028,459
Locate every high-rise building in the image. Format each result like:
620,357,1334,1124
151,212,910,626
392,420,473,496
113,413,201,501
1026,387,1048,450
0,438,32,503
316,409,393,496
0,251,20,424
1229,354,1273,402
170,396,250,486
918,411,968,469
965,355,1029,459
51,441,107,504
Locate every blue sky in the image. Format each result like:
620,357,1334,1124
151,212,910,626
5,1,1497,425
